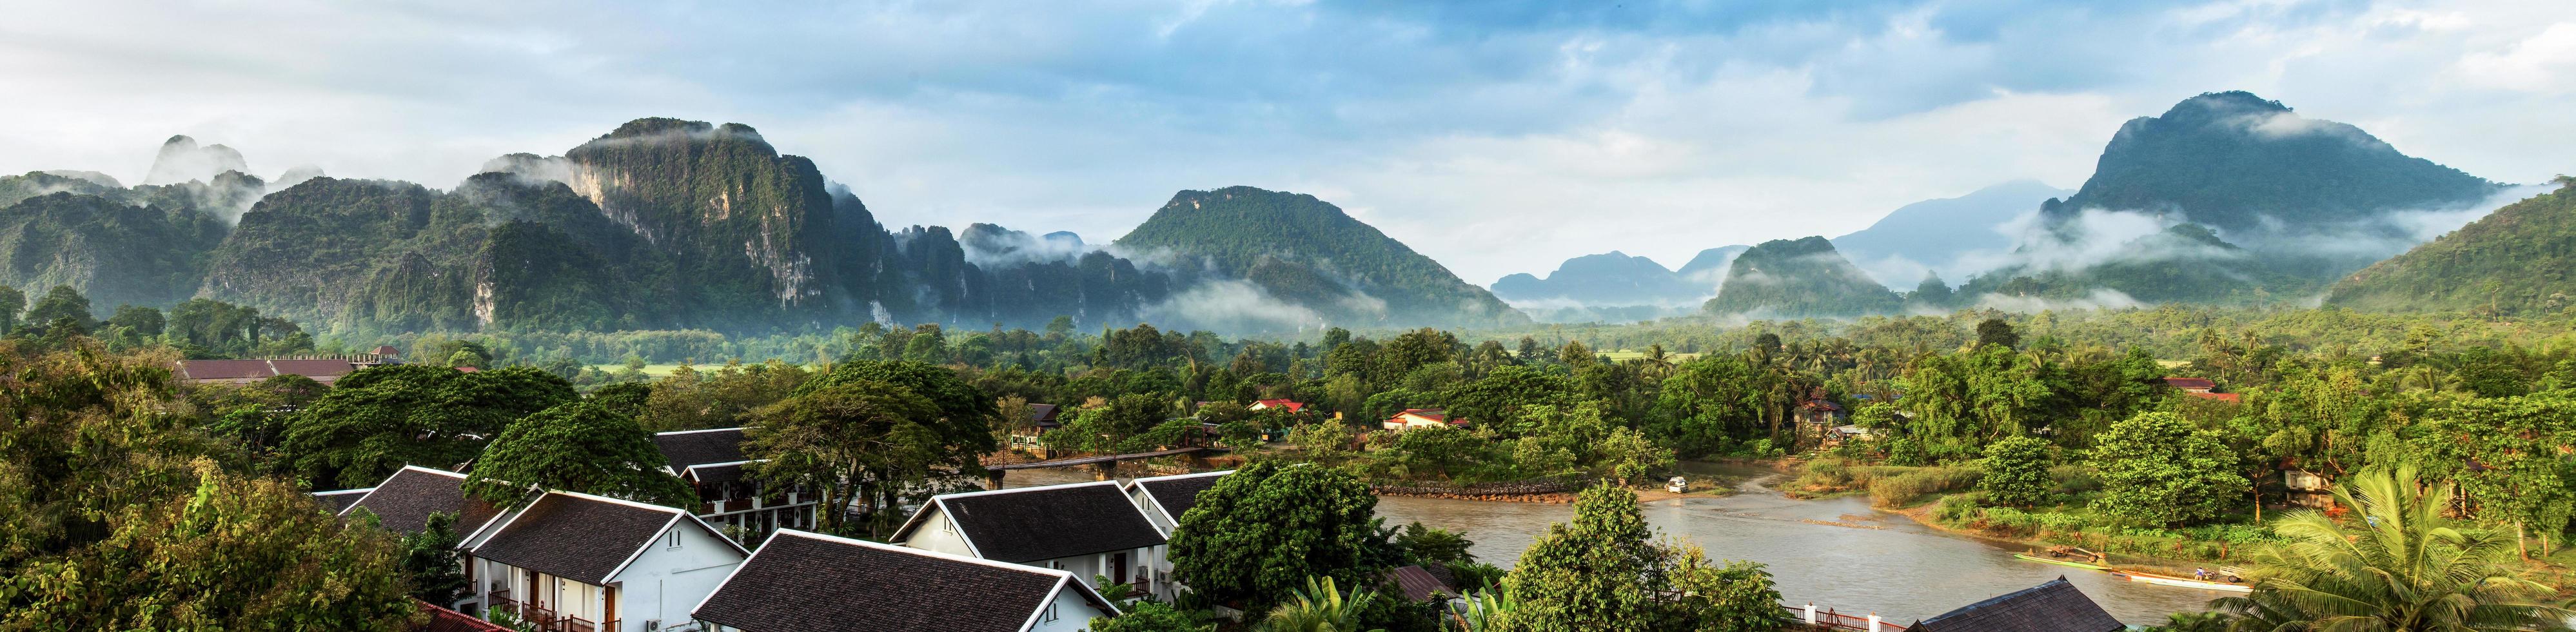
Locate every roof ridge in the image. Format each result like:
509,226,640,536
544,489,687,515
778,529,1071,579
932,479,1124,501
397,464,469,479
1130,469,1235,486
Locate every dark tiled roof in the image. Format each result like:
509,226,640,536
345,467,501,538
653,428,748,469
1384,565,1455,602
1134,472,1227,522
1912,577,2124,632
473,493,680,582
908,483,1166,564
313,488,373,513
1029,404,1061,426
413,600,511,632
694,531,1088,632
687,462,745,485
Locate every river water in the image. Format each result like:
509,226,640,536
1004,465,2216,626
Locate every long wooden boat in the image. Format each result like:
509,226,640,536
2110,571,2253,593
2012,553,2109,571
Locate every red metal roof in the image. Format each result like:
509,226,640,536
2183,391,2242,403
2161,377,2217,389
1254,399,1306,413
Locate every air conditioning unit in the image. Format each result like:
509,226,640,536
644,620,662,631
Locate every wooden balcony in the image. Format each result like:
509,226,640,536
489,591,618,632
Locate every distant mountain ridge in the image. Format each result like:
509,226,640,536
1962,91,2505,304
1831,180,2069,288
2327,183,2576,313
1116,186,1526,330
1490,251,1701,306
1703,237,1899,317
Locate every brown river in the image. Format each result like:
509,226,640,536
1004,464,2216,626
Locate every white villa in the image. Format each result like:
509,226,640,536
652,428,818,540
689,529,1117,632
891,481,1174,600
468,490,749,632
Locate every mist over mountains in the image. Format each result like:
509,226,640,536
0,119,1521,335
1499,91,2539,322
0,90,2550,336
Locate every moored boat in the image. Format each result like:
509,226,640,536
2012,553,2110,571
2110,570,2252,593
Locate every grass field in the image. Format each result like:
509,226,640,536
1598,350,1704,362
586,363,692,377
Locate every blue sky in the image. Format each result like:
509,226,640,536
3,0,2570,283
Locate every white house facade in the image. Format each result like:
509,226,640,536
467,490,749,632
891,481,1173,601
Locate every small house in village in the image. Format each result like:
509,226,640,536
1010,404,1065,454
1382,409,1466,432
2161,377,2243,402
1123,470,1233,598
337,466,518,612
1793,399,1847,448
469,490,748,632
892,481,1174,600
689,529,1117,632
2284,469,2335,509
652,428,817,540
1248,399,1304,413
1906,577,2123,632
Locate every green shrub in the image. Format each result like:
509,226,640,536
1867,466,1981,507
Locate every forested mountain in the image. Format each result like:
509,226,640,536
2327,182,2576,313
200,119,1176,333
1702,237,1900,317
1116,186,1525,329
1490,251,1700,306
1962,92,2505,304
1831,180,2067,288
1674,244,1749,285
0,170,250,310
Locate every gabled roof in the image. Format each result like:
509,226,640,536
1911,577,2124,632
312,487,373,513
1383,565,1456,602
1126,470,1232,528
653,428,750,473
693,530,1116,632
1028,404,1062,426
470,491,745,584
2161,377,2217,389
1252,399,1305,412
894,482,1167,564
2184,391,2243,403
342,466,504,538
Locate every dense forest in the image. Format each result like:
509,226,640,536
1701,237,1900,318
2328,179,2576,314
1115,186,1527,330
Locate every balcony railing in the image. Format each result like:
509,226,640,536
488,592,617,632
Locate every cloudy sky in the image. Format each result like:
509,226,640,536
3,0,2569,284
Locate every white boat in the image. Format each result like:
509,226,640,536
2112,571,2252,593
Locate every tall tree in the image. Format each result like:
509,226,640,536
2214,466,2572,631
6,462,415,630
2089,411,2246,526
283,364,575,488
22,284,95,333
1977,437,2056,508
743,380,944,536
464,401,695,508
1497,482,1786,632
1169,464,1389,613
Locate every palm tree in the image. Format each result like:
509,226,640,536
2212,465,2572,631
1257,575,1386,632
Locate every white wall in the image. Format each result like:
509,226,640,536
897,508,977,557
1030,584,1115,632
610,521,745,632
